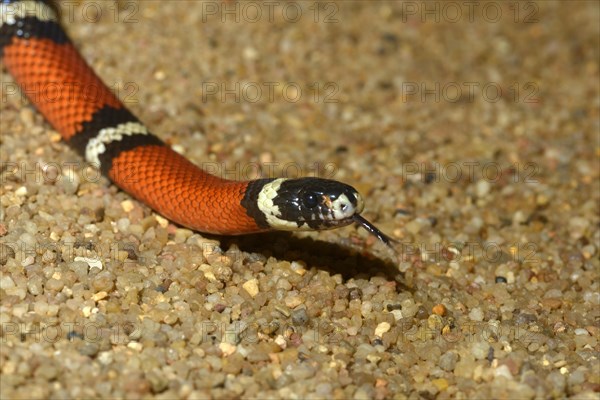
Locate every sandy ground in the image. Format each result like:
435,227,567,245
1,1,599,398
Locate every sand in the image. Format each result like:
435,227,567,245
1,1,599,398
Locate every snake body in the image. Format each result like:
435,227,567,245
1,0,391,244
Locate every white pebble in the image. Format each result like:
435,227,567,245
127,342,143,352
401,299,418,318
469,308,484,322
21,255,35,267
274,335,287,349
219,342,236,357
74,256,103,271
374,322,391,337
285,295,303,309
121,200,135,213
60,170,80,194
15,186,28,196
12,303,28,318
242,279,259,298
243,46,259,61
206,293,221,304
92,291,108,302
291,261,307,276
116,218,130,232
476,180,491,197
236,345,249,358
34,301,49,315
361,301,373,317
155,215,169,228
0,276,15,289
390,310,403,321
98,351,113,365
20,108,35,126
494,364,513,379
471,341,489,360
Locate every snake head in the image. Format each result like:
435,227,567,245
255,177,364,231
254,177,395,247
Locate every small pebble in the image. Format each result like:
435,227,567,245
0,276,15,290
219,342,236,357
581,244,596,259
401,299,418,318
242,279,259,298
432,304,446,316
292,308,309,326
432,378,449,391
290,261,307,276
45,278,64,292
121,200,135,213
0,244,14,265
21,255,35,267
494,364,513,379
471,342,489,360
476,180,491,197
92,291,108,301
285,295,303,309
439,351,459,371
374,322,391,337
15,186,28,196
469,308,484,322
75,256,103,271
390,309,403,321
79,343,100,357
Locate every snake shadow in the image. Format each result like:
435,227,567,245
216,232,408,289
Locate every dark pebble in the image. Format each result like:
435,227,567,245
79,343,100,357
394,208,412,216
487,346,495,363
292,308,309,326
424,172,436,184
515,312,537,325
67,331,84,341
214,303,227,313
0,243,15,265
348,288,362,301
416,306,429,320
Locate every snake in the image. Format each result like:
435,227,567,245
0,0,393,246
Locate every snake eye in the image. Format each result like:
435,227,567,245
302,192,319,208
